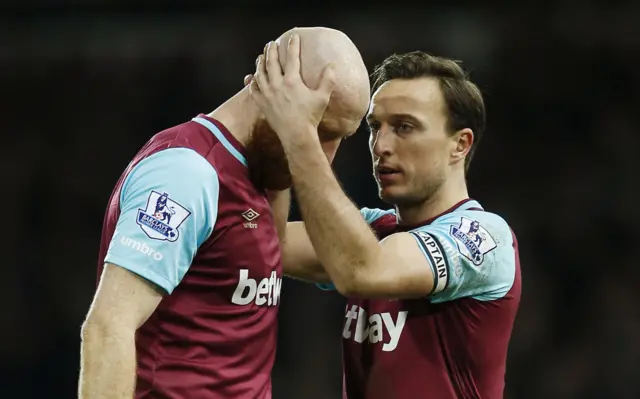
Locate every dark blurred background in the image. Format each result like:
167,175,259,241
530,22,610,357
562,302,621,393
2,1,639,398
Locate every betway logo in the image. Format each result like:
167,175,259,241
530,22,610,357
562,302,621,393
342,305,407,352
120,236,163,261
231,269,282,306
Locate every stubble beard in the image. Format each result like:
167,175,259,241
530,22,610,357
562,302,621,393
378,169,446,210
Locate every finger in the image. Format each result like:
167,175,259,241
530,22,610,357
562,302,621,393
317,63,336,96
243,74,253,87
265,41,283,86
284,34,301,79
249,78,265,107
254,54,272,96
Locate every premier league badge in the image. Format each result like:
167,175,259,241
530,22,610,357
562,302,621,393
450,217,497,266
137,191,191,241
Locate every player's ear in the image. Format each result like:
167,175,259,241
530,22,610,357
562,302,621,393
450,128,473,164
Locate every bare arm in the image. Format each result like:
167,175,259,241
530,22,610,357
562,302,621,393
250,40,432,296
79,264,163,399
266,189,290,245
248,37,500,300
267,190,330,283
79,148,220,397
281,222,330,283
283,129,434,298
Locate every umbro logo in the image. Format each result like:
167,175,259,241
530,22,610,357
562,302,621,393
241,208,260,229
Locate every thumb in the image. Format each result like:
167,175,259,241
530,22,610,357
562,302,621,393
317,63,336,96
243,74,254,87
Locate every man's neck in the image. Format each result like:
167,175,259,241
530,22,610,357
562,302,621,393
207,87,260,147
396,173,469,225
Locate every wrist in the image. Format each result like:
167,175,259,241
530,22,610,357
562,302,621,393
280,124,320,152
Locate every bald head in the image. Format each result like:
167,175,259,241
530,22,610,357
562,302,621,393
275,27,370,133
240,28,369,191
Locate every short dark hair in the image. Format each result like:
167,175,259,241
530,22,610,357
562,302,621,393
371,51,486,171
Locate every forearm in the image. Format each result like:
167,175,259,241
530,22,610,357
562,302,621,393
282,252,330,283
266,189,291,245
79,323,137,399
267,190,329,282
282,130,382,292
279,222,331,283
282,256,331,283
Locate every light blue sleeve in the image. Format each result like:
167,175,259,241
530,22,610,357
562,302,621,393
359,207,395,225
409,211,516,302
104,148,219,294
316,207,396,291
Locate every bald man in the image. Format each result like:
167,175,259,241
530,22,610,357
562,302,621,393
78,27,370,399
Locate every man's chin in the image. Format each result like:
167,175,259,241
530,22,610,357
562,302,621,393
378,184,418,206
378,185,400,204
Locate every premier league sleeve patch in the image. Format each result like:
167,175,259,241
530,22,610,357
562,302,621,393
449,217,497,266
136,191,191,241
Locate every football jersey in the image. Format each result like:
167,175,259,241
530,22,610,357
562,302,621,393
97,115,281,399
322,199,520,399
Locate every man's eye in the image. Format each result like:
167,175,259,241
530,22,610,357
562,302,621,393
396,123,413,133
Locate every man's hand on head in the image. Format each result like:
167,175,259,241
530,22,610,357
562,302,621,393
249,36,335,144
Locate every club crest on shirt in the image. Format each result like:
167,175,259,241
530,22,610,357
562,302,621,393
450,217,497,266
136,191,191,241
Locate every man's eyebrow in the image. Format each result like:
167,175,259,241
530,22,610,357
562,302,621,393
366,113,422,125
